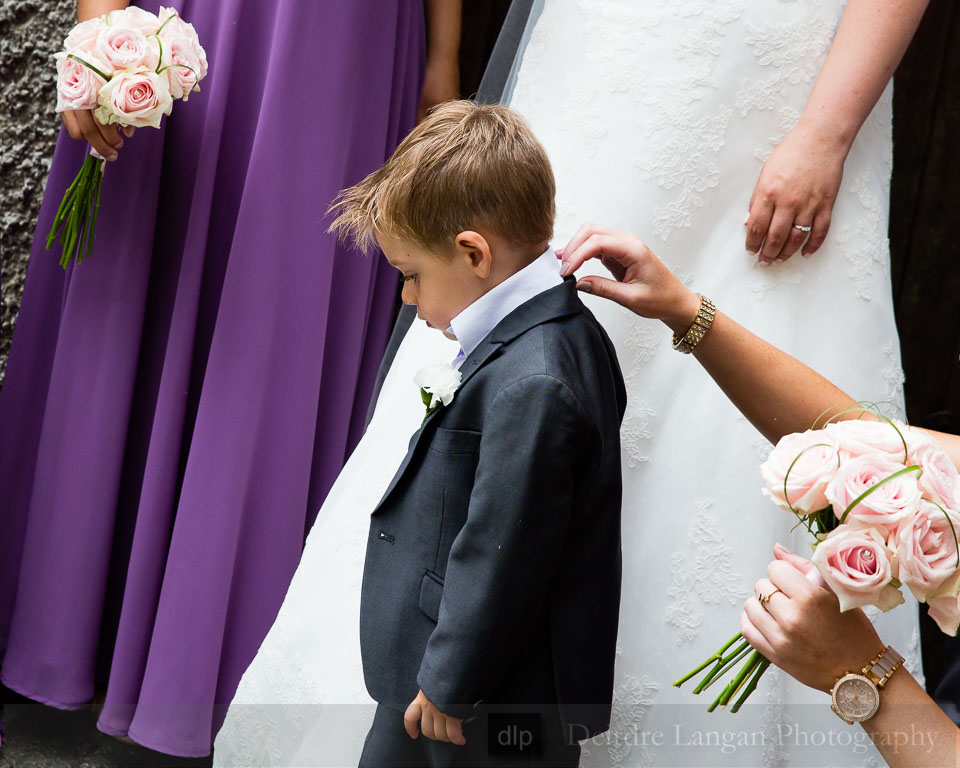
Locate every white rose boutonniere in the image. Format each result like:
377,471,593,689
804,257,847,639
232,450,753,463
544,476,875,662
414,364,462,425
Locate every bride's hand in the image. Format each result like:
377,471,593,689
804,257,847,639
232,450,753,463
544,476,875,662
558,223,701,334
745,121,847,265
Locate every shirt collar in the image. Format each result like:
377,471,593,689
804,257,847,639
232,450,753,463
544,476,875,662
448,245,564,361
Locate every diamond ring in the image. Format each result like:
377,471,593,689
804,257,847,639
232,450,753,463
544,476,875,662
793,224,812,233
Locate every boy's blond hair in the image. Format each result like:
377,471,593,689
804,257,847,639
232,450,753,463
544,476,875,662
328,100,555,256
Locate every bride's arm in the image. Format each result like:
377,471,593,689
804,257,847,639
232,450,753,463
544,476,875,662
746,0,929,264
560,224,960,465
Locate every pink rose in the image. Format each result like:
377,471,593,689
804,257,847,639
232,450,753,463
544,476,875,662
912,442,960,510
54,51,110,112
105,6,162,34
96,25,160,73
825,419,910,463
760,429,840,515
825,454,922,532
811,526,904,612
63,17,106,56
96,67,173,129
890,500,960,602
157,7,208,100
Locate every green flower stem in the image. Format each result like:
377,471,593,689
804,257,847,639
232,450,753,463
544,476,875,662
46,165,84,248
46,154,106,268
695,643,753,694
81,160,104,264
673,631,743,688
709,650,762,712
730,657,771,713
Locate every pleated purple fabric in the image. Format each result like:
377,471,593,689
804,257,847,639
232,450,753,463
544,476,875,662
0,0,423,756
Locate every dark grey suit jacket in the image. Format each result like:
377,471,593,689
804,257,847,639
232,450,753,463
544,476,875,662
359,277,626,742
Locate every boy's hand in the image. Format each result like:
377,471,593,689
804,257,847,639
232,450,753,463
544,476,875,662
403,689,466,745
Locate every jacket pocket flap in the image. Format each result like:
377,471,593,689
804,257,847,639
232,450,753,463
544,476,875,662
418,570,444,623
429,428,482,455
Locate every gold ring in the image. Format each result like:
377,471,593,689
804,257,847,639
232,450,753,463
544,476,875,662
758,588,783,605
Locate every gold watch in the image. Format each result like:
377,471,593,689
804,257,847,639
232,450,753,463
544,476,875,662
829,645,904,725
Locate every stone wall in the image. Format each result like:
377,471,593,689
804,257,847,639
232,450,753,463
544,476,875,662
0,0,74,383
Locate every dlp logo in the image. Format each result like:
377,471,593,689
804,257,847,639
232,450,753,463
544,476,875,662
487,712,542,757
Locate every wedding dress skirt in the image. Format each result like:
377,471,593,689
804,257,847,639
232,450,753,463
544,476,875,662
215,1,921,765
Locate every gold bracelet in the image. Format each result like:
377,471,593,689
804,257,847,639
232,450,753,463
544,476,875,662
672,294,716,354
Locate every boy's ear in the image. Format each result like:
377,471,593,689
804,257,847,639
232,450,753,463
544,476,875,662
454,230,492,279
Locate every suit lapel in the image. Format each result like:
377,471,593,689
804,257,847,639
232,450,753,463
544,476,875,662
371,278,582,515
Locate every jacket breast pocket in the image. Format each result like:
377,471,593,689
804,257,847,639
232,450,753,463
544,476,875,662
428,427,482,455
418,570,444,623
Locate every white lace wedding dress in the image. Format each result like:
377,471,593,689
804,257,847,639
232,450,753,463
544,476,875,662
214,1,921,766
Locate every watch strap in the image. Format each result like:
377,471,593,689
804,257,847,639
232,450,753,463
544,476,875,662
861,645,904,688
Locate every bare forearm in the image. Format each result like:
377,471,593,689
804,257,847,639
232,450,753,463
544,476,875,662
662,292,854,444
78,0,129,23
800,0,928,151
860,669,960,767
694,313,854,443
423,0,461,64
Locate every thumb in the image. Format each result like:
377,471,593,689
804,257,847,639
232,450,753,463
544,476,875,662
403,698,422,739
576,276,640,312
773,542,815,574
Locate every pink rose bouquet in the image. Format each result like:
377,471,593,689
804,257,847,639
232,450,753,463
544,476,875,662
676,413,960,713
46,6,208,267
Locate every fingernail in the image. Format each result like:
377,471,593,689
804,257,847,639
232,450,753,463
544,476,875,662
756,259,768,268
108,153,118,162
742,213,750,225
577,280,592,293
560,261,570,276
746,249,757,258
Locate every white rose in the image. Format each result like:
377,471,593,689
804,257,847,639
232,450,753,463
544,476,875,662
414,364,462,409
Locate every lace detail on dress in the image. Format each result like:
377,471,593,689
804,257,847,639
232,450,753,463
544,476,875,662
880,341,907,413
620,397,656,469
580,653,660,767
758,668,791,768
734,9,838,118
747,258,805,297
834,172,888,301
666,499,751,644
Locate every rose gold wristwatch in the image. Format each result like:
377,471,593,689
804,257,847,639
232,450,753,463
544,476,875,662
829,645,904,724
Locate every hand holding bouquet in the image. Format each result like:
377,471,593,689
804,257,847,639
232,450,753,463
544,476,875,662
47,6,208,267
675,412,960,712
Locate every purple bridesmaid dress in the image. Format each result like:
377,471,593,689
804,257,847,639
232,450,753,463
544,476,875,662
0,0,423,756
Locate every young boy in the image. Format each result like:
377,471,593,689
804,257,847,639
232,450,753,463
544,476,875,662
331,101,626,768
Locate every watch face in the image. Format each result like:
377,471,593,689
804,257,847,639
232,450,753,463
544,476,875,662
834,676,879,721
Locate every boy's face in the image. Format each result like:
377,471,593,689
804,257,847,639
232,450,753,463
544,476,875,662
377,231,489,341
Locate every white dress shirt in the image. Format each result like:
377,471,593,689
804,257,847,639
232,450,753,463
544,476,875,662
447,246,564,370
